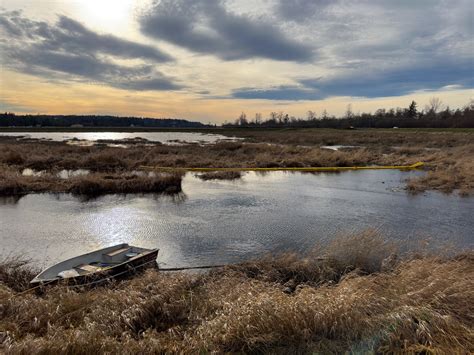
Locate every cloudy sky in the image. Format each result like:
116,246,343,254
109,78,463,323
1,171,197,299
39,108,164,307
1,0,473,123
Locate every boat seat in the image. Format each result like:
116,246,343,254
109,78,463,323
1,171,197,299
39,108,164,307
106,247,130,257
58,269,81,278
75,264,101,273
103,247,131,263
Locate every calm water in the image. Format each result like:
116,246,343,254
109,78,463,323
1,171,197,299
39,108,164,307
0,171,472,269
0,131,237,144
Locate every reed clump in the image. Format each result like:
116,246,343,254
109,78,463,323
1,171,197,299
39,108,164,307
0,170,28,196
1,232,472,354
0,166,182,197
197,171,243,181
68,173,183,196
406,144,474,195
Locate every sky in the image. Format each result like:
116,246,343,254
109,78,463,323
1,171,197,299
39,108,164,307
0,0,473,124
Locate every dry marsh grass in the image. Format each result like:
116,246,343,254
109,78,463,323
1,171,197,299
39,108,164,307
0,256,39,293
225,127,474,147
1,232,473,354
0,128,473,195
0,167,182,196
406,144,474,195
0,139,381,171
68,173,183,196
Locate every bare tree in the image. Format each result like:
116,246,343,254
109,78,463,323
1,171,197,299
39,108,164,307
426,97,443,114
269,111,278,124
345,104,353,119
255,113,262,125
277,111,284,124
237,112,248,126
307,110,316,120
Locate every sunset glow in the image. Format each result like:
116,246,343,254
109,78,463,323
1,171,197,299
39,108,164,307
1,0,473,123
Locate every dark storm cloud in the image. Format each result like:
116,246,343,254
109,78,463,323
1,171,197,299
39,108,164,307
116,77,184,91
300,60,474,99
54,16,173,62
0,11,183,91
232,85,322,101
232,58,474,100
275,0,333,21
139,0,314,62
232,0,473,100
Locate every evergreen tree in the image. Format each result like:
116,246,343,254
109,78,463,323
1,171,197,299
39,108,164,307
407,101,417,119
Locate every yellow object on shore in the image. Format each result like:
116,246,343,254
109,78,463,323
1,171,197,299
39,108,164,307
140,162,424,172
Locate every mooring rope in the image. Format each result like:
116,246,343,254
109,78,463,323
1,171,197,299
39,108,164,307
158,264,226,271
10,260,227,298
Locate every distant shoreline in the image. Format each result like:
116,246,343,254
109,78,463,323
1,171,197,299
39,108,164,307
0,126,219,133
1,126,473,133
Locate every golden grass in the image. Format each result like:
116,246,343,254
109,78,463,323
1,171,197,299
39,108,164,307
1,232,473,354
406,145,474,195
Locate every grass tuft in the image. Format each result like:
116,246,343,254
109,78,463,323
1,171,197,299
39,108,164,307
197,171,243,181
0,256,39,292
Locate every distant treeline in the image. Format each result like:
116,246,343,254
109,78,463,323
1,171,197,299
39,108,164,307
224,99,474,128
0,114,209,128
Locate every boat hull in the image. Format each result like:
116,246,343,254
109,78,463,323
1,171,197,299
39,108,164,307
31,248,159,287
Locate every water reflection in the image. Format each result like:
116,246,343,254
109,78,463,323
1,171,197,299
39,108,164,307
320,145,361,151
159,192,188,204
1,171,472,269
22,168,91,179
0,132,240,145
0,195,24,205
22,168,43,177
57,169,90,179
69,191,188,204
